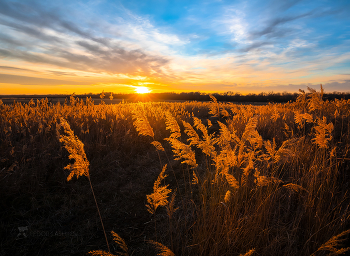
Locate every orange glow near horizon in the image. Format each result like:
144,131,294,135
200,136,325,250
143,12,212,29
1,66,350,95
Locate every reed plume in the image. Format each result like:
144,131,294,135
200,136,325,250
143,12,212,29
215,148,238,172
151,141,165,151
89,231,128,256
239,249,255,256
220,108,230,118
148,240,176,256
70,93,77,106
254,173,271,187
88,251,115,256
241,152,254,187
132,106,166,158
166,191,178,219
307,85,324,112
58,118,89,181
165,112,181,139
241,117,262,149
264,139,277,162
272,106,280,122
193,117,217,158
146,164,172,214
209,94,220,118
111,231,129,256
192,171,199,184
310,229,350,256
217,121,239,147
296,88,307,110
166,138,198,168
224,190,231,203
264,138,295,163
294,111,313,130
182,120,200,146
132,107,154,138
214,121,239,172
222,167,239,189
312,117,334,148
254,169,282,187
283,183,308,193
294,111,305,129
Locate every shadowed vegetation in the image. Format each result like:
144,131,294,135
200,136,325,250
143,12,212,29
0,86,349,255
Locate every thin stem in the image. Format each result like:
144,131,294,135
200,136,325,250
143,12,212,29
156,148,163,170
88,175,110,252
164,150,180,192
154,216,157,241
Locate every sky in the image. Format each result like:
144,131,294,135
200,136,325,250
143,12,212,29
0,0,349,95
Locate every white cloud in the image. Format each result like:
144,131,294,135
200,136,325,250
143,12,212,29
104,9,188,56
217,5,251,44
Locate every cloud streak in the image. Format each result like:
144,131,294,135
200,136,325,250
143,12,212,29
249,12,312,40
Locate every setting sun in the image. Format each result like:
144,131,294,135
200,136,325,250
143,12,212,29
135,86,150,94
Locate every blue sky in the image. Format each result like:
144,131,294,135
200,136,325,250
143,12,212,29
0,0,349,94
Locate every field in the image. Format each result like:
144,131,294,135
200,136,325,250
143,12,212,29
1,87,349,255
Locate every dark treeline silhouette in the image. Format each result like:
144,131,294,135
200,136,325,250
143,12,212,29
125,91,350,102
1,91,350,103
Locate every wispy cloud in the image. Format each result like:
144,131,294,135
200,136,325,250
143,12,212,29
0,73,84,85
248,12,313,40
0,65,40,73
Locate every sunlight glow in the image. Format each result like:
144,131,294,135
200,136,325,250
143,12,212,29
135,86,150,94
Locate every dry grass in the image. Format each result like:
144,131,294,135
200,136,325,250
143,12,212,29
1,87,350,255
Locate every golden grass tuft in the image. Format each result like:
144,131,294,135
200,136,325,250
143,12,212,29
241,117,262,149
192,171,199,184
209,94,220,117
193,117,217,157
58,118,90,181
222,168,239,189
239,249,255,256
111,231,129,256
224,190,231,203
166,192,179,220
311,230,350,256
151,141,165,151
132,107,154,138
283,183,308,193
166,137,198,168
165,112,181,139
312,116,334,149
88,231,129,256
182,120,200,146
88,250,115,256
254,169,282,187
146,165,172,214
148,240,175,256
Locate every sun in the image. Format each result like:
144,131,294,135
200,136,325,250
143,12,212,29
135,86,150,94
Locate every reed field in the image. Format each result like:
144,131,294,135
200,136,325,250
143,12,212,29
1,87,349,255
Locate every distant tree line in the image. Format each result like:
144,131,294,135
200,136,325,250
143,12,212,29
2,91,350,103
88,91,350,103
